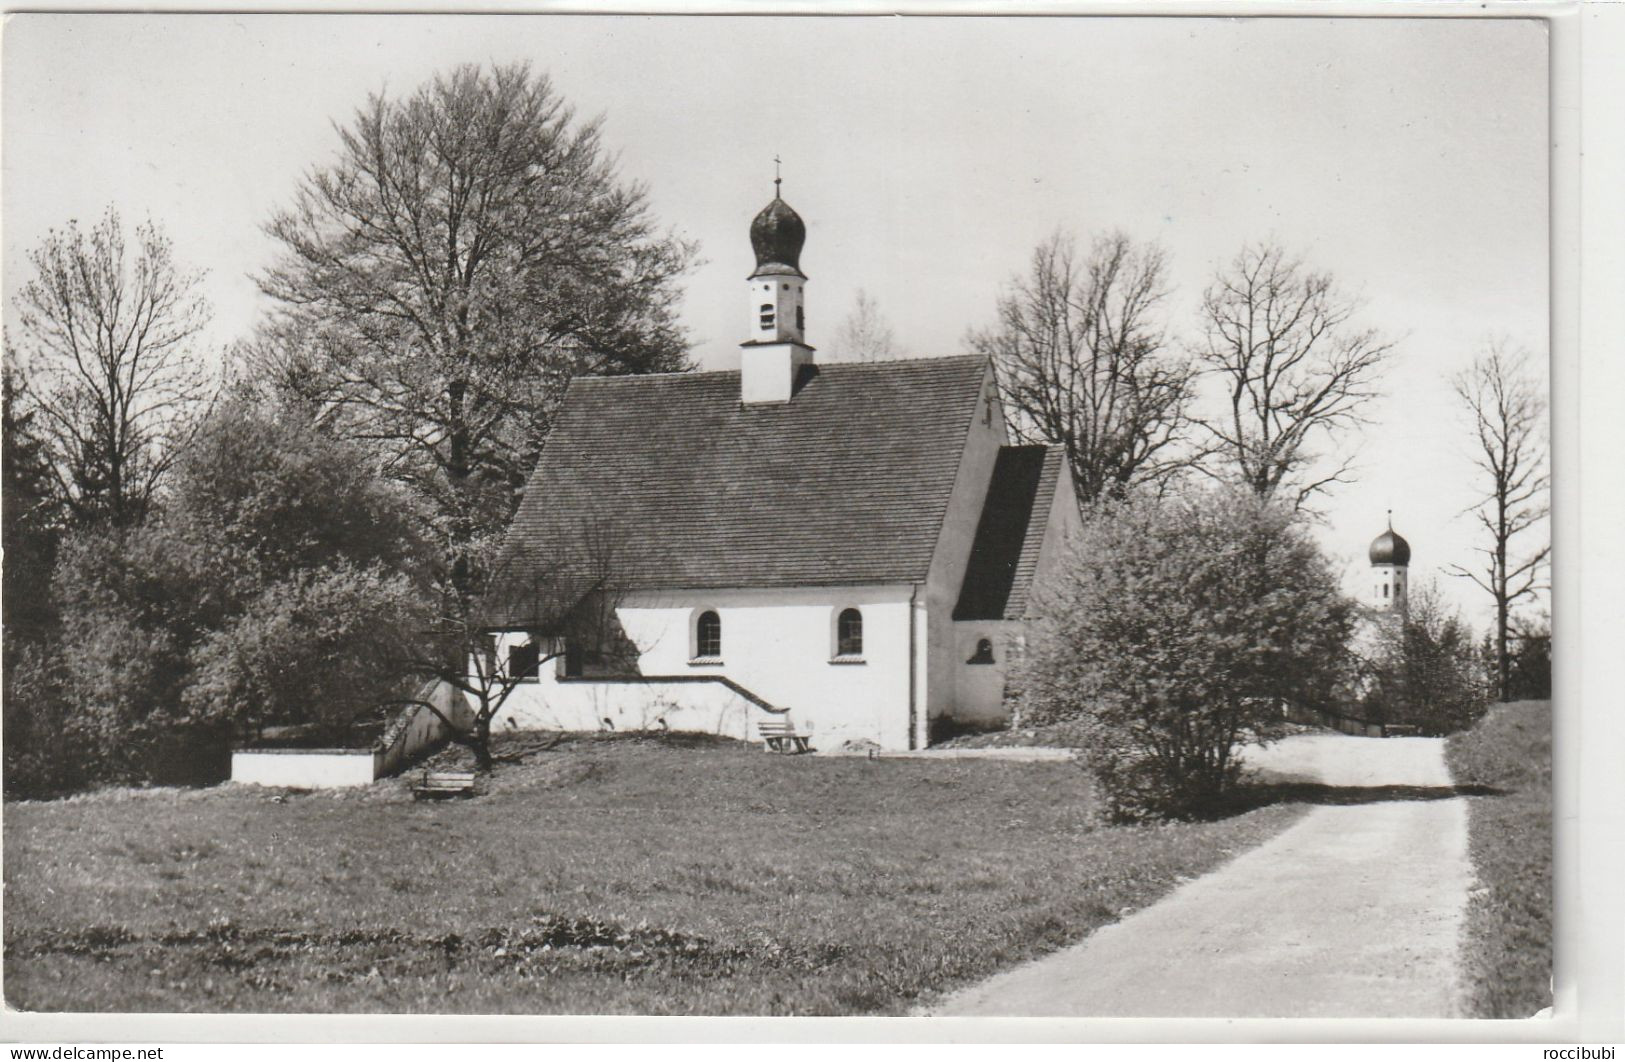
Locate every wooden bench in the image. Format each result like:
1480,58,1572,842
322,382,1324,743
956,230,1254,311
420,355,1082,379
411,769,478,800
758,720,811,754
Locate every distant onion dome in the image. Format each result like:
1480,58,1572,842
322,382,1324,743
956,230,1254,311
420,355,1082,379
749,194,806,278
1369,525,1412,567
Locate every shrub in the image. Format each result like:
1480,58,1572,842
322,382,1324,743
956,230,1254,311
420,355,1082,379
1018,488,1355,821
12,403,433,793
1446,700,1551,1016
1,643,92,798
184,565,428,743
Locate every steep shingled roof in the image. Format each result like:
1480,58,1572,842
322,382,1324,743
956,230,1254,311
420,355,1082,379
953,445,1065,621
491,356,990,625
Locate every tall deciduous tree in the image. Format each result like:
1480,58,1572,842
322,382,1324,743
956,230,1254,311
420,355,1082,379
970,231,1196,503
829,289,897,362
7,208,215,527
1448,340,1549,701
1195,241,1394,510
255,62,697,585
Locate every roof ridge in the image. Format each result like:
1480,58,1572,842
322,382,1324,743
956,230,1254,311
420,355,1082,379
568,353,986,386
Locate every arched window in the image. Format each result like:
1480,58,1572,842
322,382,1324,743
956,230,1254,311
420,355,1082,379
836,608,863,658
759,304,775,329
1383,583,1390,599
795,305,805,332
967,638,996,665
695,610,722,659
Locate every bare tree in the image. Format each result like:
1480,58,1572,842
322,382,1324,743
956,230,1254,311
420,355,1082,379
255,62,696,588
1195,241,1395,510
829,289,897,362
1447,340,1549,701
969,230,1196,502
7,208,214,527
400,522,627,771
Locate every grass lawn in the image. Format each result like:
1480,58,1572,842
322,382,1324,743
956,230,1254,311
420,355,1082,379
1445,699,1552,1018
4,732,1304,1015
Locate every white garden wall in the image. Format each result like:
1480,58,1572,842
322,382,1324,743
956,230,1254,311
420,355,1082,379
232,679,473,788
231,748,380,788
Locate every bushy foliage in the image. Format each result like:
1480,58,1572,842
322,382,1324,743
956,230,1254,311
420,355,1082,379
1,643,92,798
1018,488,1356,821
164,400,427,596
1360,581,1489,735
9,402,430,795
2,367,62,644
1445,700,1551,1017
1504,615,1551,701
185,565,427,742
49,524,223,784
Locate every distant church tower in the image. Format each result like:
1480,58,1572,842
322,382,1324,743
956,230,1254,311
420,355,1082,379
740,165,814,404
1368,514,1412,620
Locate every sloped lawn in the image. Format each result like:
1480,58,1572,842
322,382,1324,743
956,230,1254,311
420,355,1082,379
5,733,1304,1015
1445,700,1552,1018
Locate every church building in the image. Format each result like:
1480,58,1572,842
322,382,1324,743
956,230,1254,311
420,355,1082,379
483,185,1079,751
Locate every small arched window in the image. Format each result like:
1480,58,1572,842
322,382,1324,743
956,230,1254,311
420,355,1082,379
967,638,996,665
836,608,863,658
1383,583,1390,599
759,303,775,329
796,305,805,332
695,610,722,659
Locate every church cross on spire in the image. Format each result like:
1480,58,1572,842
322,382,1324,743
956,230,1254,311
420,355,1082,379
774,154,782,196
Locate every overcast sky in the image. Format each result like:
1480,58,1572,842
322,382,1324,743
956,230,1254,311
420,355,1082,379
2,13,1549,629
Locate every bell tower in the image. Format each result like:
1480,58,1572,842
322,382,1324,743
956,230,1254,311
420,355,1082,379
1369,513,1412,621
740,162,814,404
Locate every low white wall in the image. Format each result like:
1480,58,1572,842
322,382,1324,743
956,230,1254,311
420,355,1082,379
231,749,380,788
232,679,476,789
506,676,768,743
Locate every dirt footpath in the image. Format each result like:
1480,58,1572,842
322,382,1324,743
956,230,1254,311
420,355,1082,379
929,734,1473,1018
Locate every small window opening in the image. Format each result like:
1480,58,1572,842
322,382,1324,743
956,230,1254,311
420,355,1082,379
1383,583,1390,599
836,608,863,657
759,304,775,329
508,640,540,679
967,638,996,665
695,610,722,658
796,305,805,332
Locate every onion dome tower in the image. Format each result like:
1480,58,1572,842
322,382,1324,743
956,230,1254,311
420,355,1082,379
740,161,814,404
1369,513,1412,619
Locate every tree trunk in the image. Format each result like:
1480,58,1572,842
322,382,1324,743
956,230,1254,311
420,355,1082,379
470,714,493,773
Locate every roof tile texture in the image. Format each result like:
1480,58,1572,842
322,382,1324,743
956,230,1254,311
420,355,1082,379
499,356,990,602
953,445,1065,621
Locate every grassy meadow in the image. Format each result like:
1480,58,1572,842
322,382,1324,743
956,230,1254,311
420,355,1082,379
1445,700,1553,1018
4,732,1304,1015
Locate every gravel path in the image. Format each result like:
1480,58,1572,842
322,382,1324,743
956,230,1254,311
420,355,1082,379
929,733,1473,1018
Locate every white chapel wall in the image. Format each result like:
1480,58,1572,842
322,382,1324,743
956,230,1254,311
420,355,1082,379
495,585,916,750
921,364,1010,736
